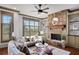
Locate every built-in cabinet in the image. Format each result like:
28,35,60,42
75,37,79,48
68,36,79,48
68,13,79,48
68,36,76,47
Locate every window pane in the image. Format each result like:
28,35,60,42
24,20,29,25
30,20,34,26
2,34,9,41
30,26,35,36
35,21,39,26
3,24,10,33
2,15,12,23
34,26,39,35
23,19,39,37
24,26,29,36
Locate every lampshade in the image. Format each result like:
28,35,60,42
40,31,44,34
12,32,15,37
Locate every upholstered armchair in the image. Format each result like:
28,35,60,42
8,40,25,55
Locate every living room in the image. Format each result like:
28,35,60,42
0,4,79,55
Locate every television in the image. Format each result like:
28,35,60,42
51,34,61,41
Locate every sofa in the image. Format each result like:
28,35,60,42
8,35,70,55
8,40,70,55
8,36,41,55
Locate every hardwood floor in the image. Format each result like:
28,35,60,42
64,46,79,55
0,47,8,55
0,47,79,55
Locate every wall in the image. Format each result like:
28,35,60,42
39,18,49,39
14,13,23,38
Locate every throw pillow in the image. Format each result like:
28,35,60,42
45,46,53,55
19,46,30,55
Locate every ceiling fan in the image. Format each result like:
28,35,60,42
33,4,49,14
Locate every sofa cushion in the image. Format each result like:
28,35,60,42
17,46,30,55
26,38,30,42
26,42,36,47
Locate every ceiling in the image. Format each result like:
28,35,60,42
0,4,79,18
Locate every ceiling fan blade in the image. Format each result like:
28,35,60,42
31,11,37,12
34,6,39,9
42,11,48,14
42,7,49,10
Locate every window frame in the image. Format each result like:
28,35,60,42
1,11,14,42
23,17,39,38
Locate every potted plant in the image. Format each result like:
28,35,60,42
61,35,66,48
61,35,66,40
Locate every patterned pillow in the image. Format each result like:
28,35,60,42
45,46,53,55
37,45,53,55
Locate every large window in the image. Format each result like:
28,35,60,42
1,11,13,42
23,18,39,38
